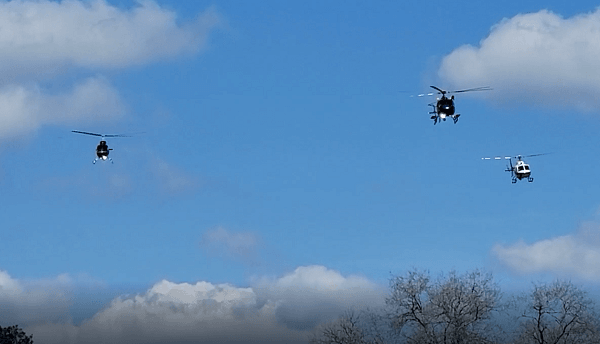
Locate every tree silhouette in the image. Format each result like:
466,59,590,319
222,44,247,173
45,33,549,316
309,309,385,344
0,325,33,344
385,269,501,344
311,269,600,344
513,280,600,344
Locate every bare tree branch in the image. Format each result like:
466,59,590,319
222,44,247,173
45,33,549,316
513,280,600,344
385,269,501,344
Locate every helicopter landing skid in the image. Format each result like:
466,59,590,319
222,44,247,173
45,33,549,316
429,105,438,125
429,110,460,125
528,177,534,182
431,114,459,125
93,157,113,164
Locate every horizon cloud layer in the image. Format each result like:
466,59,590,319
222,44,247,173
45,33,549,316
0,265,386,344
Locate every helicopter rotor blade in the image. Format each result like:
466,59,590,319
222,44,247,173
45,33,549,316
72,130,143,138
481,156,511,160
103,134,132,138
448,86,493,94
412,92,435,97
72,130,103,137
523,153,550,158
430,85,445,94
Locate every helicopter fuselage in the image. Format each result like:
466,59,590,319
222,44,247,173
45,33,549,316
507,159,533,183
96,140,110,160
513,160,531,180
436,96,455,117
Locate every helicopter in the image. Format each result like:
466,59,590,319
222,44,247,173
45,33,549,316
72,130,130,164
416,86,492,125
482,154,548,183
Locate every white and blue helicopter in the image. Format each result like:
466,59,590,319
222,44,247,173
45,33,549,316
482,154,548,183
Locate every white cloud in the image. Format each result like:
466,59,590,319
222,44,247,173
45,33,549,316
0,76,123,138
200,227,261,263
493,223,600,281
0,0,221,139
439,9,600,111
0,0,220,75
253,265,385,331
21,265,384,344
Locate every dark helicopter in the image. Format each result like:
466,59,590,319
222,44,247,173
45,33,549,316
72,130,130,164
482,154,548,183
417,86,492,124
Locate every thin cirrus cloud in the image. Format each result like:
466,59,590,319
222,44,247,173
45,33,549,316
21,265,383,344
151,157,200,194
493,223,600,281
199,227,261,263
0,0,220,139
438,9,600,111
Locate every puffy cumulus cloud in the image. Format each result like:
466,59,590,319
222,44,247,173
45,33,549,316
439,9,600,111
0,270,72,325
0,0,221,140
0,0,220,75
0,76,123,138
493,223,600,281
24,266,384,344
200,227,262,263
253,265,386,331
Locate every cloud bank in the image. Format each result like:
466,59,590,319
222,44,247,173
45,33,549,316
0,270,72,325
493,223,600,281
439,9,600,111
253,265,383,331
16,265,383,344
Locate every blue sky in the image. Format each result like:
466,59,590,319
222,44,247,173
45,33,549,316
2,0,600,343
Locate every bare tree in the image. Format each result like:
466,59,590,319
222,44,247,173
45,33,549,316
0,325,34,344
310,309,385,344
513,280,600,344
385,269,501,344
